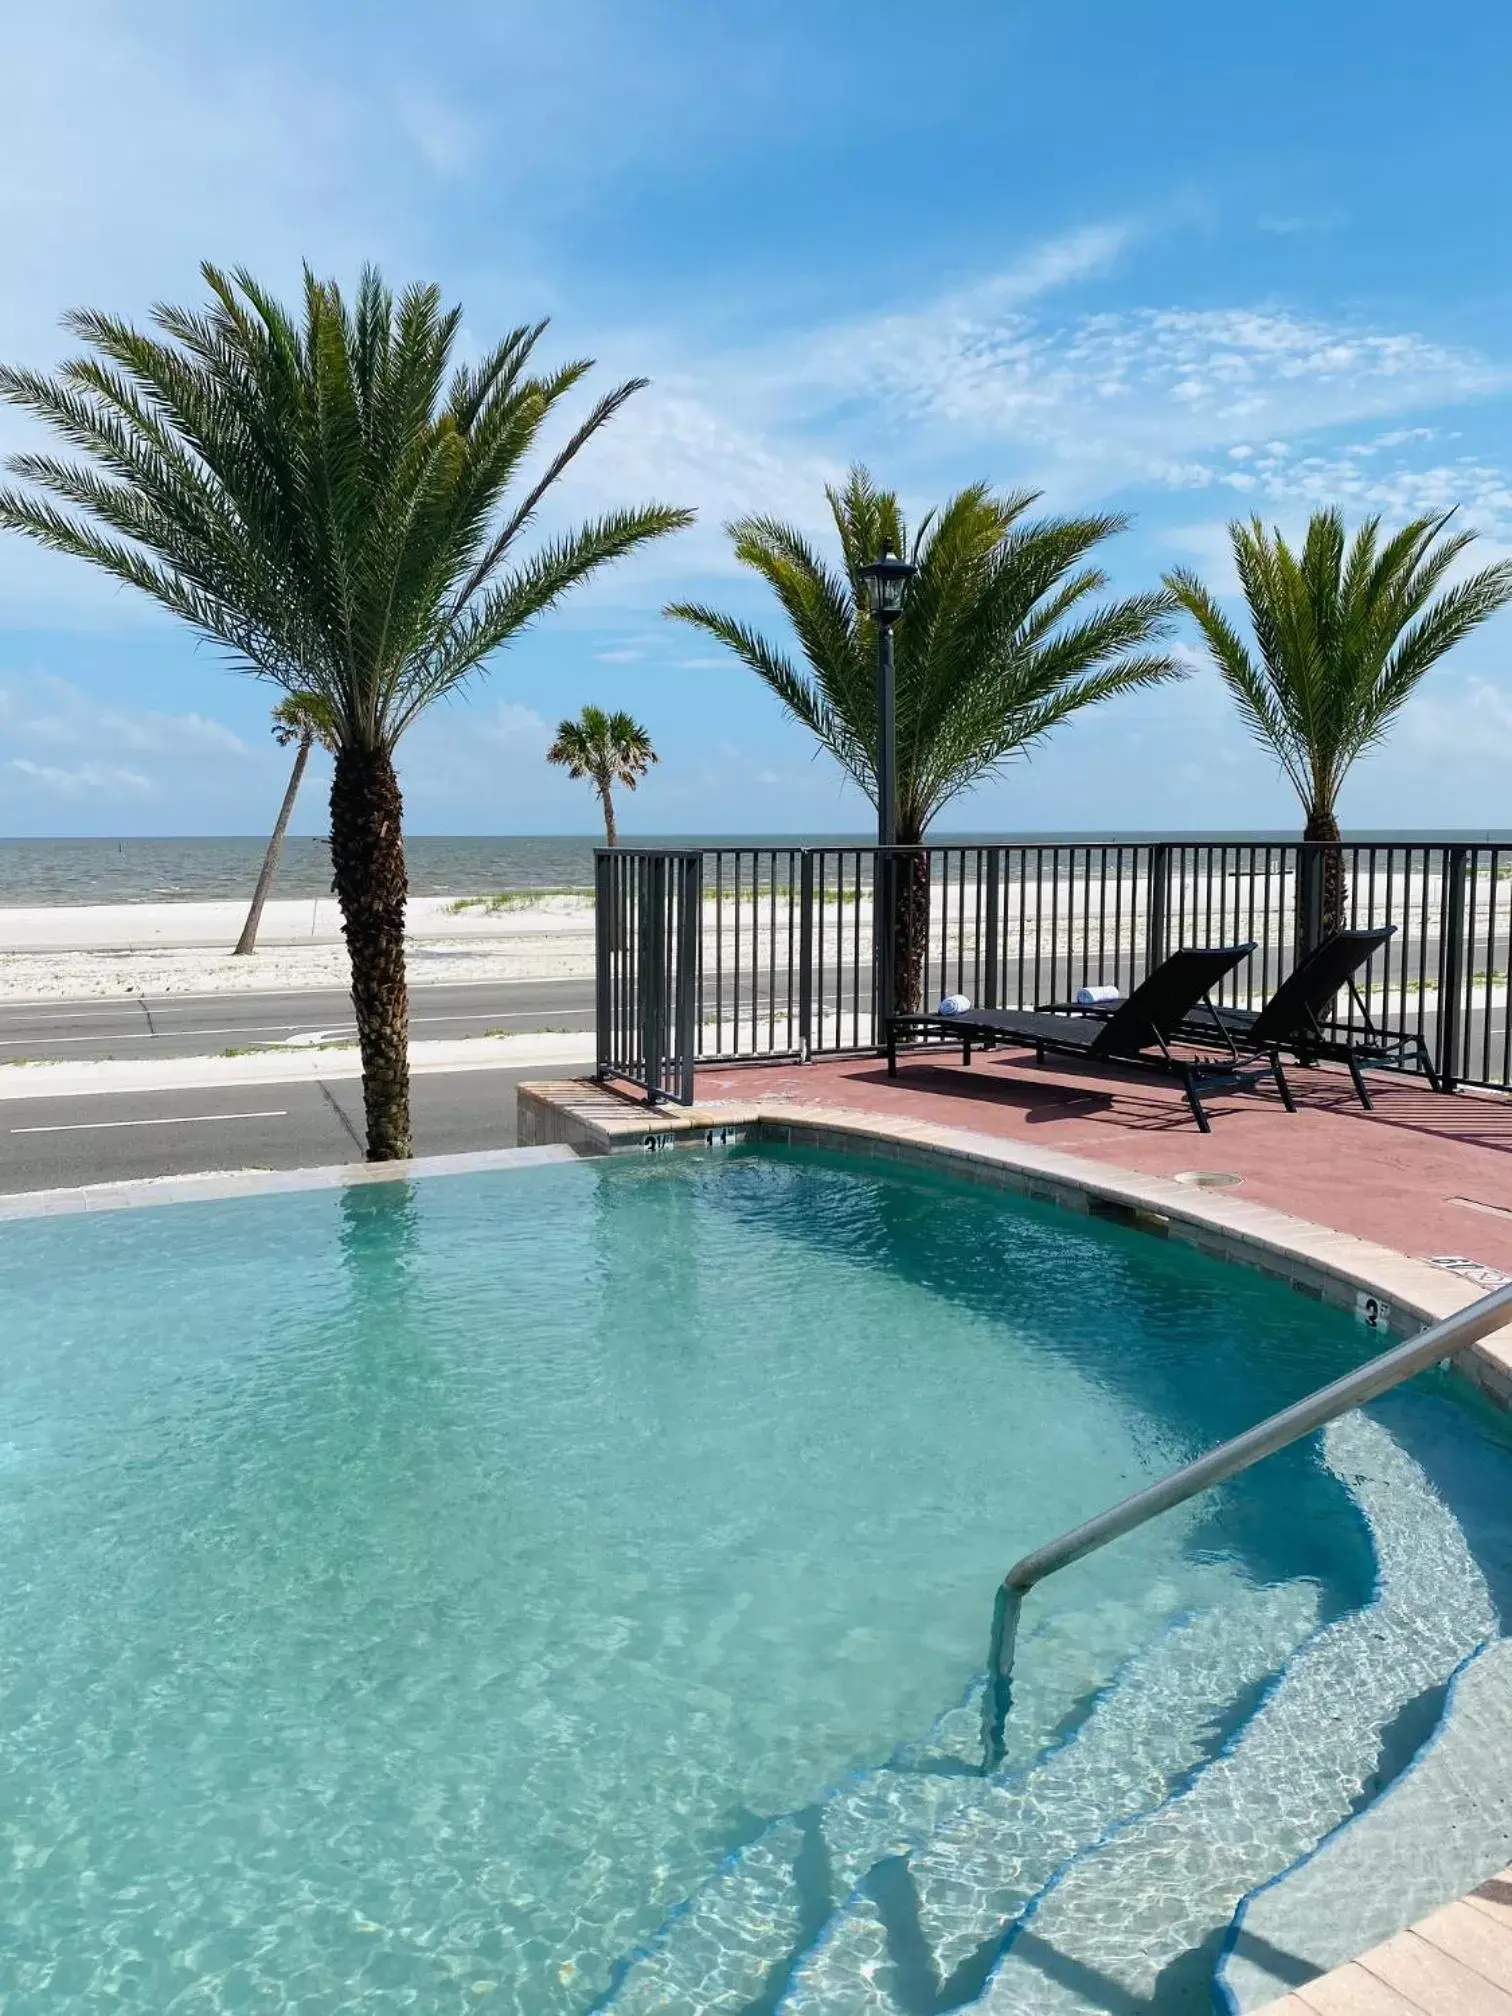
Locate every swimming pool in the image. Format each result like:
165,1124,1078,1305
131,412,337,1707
1,1146,1509,2012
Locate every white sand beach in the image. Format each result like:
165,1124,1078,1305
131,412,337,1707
0,861,1457,1013
0,893,596,1001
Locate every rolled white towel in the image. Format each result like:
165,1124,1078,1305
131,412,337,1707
1075,983,1122,1006
937,993,972,1016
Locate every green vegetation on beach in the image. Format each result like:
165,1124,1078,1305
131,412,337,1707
446,887,592,914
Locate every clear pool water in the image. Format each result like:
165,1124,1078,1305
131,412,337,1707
1,1147,1510,2012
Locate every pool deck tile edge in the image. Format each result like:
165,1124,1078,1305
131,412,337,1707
1254,1869,1512,2014
0,1142,581,1220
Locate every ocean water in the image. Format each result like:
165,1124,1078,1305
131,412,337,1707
5,832,1502,908
0,835,874,906
4,1145,1508,2011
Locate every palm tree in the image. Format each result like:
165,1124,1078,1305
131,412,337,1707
1167,510,1512,943
546,704,656,845
668,467,1181,1011
233,692,336,956
0,264,691,1158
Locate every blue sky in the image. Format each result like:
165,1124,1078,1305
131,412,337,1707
2,0,1510,838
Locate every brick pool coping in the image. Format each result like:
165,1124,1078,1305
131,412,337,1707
517,1078,1512,1416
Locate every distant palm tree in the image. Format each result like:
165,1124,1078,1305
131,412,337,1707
547,704,657,845
668,467,1180,1010
1167,509,1512,942
234,692,336,956
0,264,691,1158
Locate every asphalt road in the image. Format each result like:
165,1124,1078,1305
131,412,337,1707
0,1065,554,1194
0,976,596,1062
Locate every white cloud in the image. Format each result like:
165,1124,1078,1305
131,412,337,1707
1394,674,1512,764
814,304,1501,470
550,386,842,568
1257,212,1345,237
1154,432,1512,537
779,221,1135,380
1167,640,1216,675
396,93,477,176
537,238,1512,568
987,223,1139,302
0,673,252,760
9,756,152,794
0,11,384,361
483,701,551,743
1162,521,1247,591
394,698,560,818
531,224,1138,569
0,668,258,814
655,736,857,813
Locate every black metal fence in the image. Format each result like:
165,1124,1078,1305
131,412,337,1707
595,849,701,1105
595,838,1512,1105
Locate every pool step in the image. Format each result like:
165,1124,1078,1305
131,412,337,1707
592,1586,1248,2015
774,1583,1321,2014
972,1411,1497,2016
1217,1632,1512,2012
592,1668,987,2016
592,1686,986,2016
594,1584,1317,2016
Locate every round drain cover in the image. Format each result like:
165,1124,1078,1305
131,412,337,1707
1172,1170,1244,1189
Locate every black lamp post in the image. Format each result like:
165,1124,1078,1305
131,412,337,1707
859,542,915,850
859,541,916,1030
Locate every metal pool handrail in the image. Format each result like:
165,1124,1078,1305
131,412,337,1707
981,1279,1512,1767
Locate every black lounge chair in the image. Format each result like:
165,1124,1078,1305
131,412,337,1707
1165,925,1439,1108
887,942,1291,1134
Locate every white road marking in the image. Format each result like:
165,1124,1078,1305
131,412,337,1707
413,1010,551,1024
414,1010,586,1024
11,1110,289,1135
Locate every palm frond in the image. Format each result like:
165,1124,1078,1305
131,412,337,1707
394,503,692,736
0,267,693,756
547,704,657,796
1168,510,1512,821
670,464,1181,831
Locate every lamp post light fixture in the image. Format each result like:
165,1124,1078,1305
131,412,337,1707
859,541,915,850
859,540,916,1032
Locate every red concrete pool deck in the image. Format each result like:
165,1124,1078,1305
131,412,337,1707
688,1051,1512,1279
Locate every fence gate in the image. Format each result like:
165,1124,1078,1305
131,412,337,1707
595,849,701,1105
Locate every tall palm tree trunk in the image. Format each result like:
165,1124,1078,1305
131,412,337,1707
1299,803,1347,951
234,731,313,955
888,829,933,1017
330,745,411,1161
597,776,619,846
